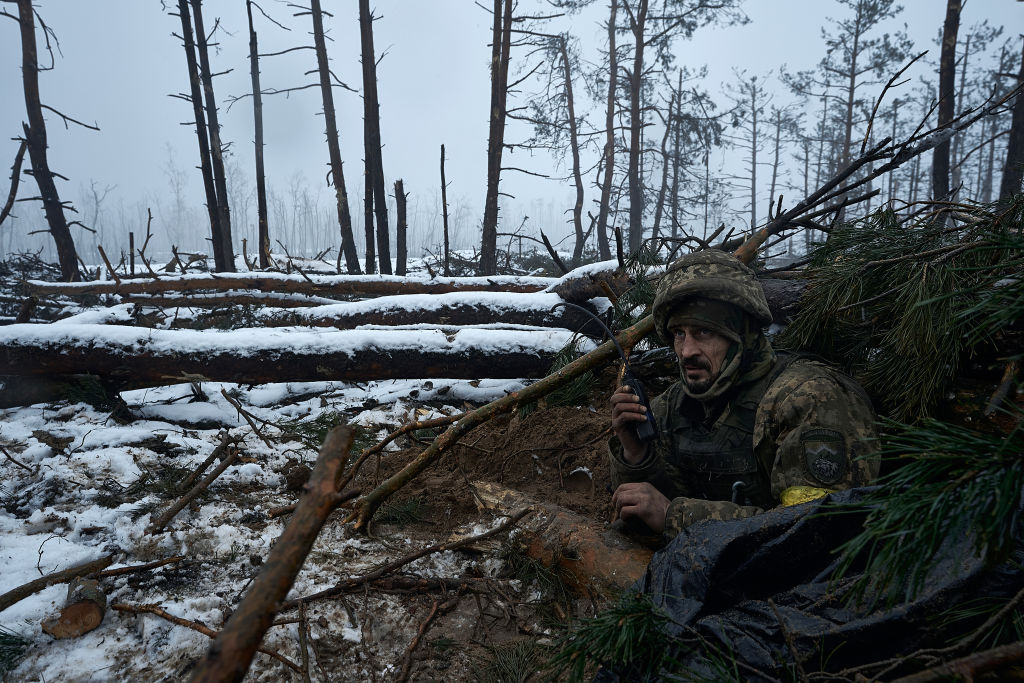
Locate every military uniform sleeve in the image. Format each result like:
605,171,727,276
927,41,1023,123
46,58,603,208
755,361,880,500
607,390,675,491
663,498,763,538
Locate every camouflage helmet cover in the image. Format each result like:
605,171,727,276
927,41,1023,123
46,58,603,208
653,250,772,341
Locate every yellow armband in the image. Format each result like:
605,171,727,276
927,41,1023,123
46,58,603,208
780,486,833,507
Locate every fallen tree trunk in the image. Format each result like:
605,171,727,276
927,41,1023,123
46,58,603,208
0,325,575,406
547,260,631,303
242,292,608,332
188,426,358,683
25,272,554,299
0,555,112,614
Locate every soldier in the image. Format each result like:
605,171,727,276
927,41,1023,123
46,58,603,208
609,249,879,540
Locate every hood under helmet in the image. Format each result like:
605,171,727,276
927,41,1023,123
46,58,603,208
653,250,774,403
652,249,772,343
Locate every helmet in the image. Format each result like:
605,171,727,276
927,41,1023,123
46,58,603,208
652,250,772,341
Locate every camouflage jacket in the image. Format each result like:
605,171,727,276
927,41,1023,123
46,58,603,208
609,355,879,538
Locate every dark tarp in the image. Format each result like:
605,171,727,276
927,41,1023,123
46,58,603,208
598,487,1024,681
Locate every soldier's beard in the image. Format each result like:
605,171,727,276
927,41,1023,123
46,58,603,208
682,360,717,393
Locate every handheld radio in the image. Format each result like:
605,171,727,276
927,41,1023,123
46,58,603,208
551,302,658,442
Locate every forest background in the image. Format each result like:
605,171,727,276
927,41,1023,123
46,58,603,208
2,0,1022,273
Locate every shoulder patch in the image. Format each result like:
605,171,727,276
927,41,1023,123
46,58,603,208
801,428,847,485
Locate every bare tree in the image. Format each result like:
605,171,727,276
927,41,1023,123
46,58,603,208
308,0,361,274
999,36,1024,202
480,0,514,275
191,0,235,271
620,0,746,253
245,0,273,268
359,0,392,274
7,0,84,281
932,0,961,202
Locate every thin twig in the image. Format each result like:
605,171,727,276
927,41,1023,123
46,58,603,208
111,603,301,672
0,444,33,472
148,439,242,533
92,555,185,578
298,600,312,683
396,593,462,683
221,389,275,450
287,508,531,607
179,431,236,491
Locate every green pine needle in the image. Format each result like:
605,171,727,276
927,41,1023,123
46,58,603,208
830,410,1024,607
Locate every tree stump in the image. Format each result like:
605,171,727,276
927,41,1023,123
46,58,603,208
41,577,106,639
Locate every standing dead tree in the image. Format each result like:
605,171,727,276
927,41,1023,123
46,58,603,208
245,0,275,269
172,0,235,272
999,36,1024,202
5,0,88,281
307,0,361,274
480,0,514,276
359,0,392,275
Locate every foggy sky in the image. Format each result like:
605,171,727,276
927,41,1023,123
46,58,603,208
1,1,1020,261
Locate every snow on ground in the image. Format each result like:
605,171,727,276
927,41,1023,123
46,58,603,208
0,377,530,681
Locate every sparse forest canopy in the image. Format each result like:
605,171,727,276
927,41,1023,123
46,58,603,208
0,2,1021,272
1,1,1024,681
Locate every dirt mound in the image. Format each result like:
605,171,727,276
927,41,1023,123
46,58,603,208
362,405,614,531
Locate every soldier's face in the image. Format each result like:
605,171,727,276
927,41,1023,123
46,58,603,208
671,324,732,393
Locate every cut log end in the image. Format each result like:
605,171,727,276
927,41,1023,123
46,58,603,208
40,578,106,639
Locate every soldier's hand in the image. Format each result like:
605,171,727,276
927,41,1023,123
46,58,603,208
610,385,648,463
611,482,669,533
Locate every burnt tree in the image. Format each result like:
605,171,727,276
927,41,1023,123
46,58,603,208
480,0,514,276
12,0,81,281
191,0,235,271
932,0,961,202
245,0,271,268
359,0,392,274
999,37,1024,202
310,0,361,274
174,0,231,272
440,144,452,276
394,178,407,275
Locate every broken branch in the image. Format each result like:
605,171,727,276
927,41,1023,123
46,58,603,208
188,426,358,683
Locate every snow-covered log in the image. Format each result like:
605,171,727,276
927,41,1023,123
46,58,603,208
0,324,578,405
252,291,609,333
24,272,554,298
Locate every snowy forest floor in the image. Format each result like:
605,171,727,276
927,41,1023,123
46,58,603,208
1,375,624,681
0,253,634,682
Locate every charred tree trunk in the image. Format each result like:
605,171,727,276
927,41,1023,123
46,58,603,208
594,0,618,261
999,38,1024,202
363,147,376,273
359,0,392,275
177,0,225,272
246,0,271,269
440,144,452,276
932,0,961,202
394,179,407,275
650,93,673,241
480,0,513,276
311,0,361,274
191,0,235,272
556,35,586,268
626,0,648,254
16,0,80,282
